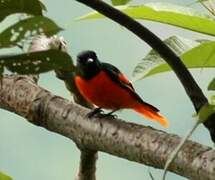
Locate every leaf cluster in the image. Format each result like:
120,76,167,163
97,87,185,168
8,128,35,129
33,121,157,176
0,0,73,75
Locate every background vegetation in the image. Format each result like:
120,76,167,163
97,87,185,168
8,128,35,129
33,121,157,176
0,0,214,179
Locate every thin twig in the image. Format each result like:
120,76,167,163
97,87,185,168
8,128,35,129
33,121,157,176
162,121,200,180
74,0,207,111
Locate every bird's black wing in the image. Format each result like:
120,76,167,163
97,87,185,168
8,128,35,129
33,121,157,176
101,62,159,112
101,62,134,90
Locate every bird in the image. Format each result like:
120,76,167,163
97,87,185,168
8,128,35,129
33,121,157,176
74,50,168,127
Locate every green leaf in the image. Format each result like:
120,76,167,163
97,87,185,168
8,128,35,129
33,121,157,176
132,36,202,80
0,0,43,22
133,37,215,80
193,0,209,3
39,1,47,12
111,0,131,6
0,16,63,48
211,96,215,105
0,50,74,74
0,64,3,75
198,103,215,123
208,78,215,90
78,3,215,36
0,171,12,180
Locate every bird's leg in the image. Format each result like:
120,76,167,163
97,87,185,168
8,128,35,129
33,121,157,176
107,109,119,116
87,107,103,118
101,109,119,118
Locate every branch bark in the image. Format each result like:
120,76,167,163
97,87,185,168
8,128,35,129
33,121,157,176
73,0,215,141
0,74,215,180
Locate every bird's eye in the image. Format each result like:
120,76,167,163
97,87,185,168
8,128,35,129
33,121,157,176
87,58,94,63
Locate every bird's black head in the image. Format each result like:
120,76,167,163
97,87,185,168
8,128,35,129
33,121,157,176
76,50,101,79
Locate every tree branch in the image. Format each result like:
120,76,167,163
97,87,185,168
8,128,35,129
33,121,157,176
0,74,215,180
73,0,215,141
75,149,97,180
29,35,97,180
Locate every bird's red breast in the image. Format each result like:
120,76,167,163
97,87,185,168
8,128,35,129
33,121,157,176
75,71,138,109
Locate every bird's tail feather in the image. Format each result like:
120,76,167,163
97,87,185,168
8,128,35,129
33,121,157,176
134,103,169,127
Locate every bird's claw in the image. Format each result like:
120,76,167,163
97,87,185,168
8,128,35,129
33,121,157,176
87,108,104,118
87,108,119,119
98,113,118,119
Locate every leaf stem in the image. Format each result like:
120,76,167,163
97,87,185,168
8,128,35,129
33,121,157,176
201,1,215,16
162,120,200,180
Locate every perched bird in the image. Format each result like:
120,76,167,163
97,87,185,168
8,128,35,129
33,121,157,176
74,50,168,127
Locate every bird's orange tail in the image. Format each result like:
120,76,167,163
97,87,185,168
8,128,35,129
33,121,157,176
134,103,169,127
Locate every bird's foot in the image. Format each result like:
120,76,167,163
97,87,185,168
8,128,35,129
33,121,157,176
99,113,117,119
87,108,104,118
98,109,119,119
